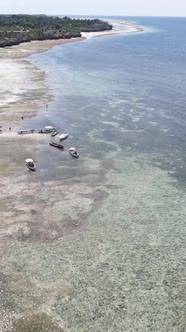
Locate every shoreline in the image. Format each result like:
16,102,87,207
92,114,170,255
0,21,144,59
0,21,144,133
0,38,84,132
0,37,84,59
81,21,144,39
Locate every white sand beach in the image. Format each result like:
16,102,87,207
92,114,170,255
81,21,144,39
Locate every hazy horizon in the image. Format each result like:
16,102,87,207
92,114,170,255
1,0,186,17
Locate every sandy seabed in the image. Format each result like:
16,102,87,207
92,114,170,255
0,21,185,332
0,37,84,131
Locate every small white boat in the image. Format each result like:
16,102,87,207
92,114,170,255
25,158,35,171
68,147,79,158
59,132,68,141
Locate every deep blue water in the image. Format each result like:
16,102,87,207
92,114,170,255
29,16,186,187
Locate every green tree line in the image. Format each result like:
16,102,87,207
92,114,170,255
0,15,112,47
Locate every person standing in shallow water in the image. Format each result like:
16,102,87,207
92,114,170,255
9,127,11,131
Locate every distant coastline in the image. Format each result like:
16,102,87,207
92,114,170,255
0,20,144,133
0,15,112,48
0,21,144,59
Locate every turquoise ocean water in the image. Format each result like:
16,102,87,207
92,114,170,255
1,17,186,332
29,16,186,187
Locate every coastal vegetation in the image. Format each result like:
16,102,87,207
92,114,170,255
0,14,112,47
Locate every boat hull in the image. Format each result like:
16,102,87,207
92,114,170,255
69,151,79,158
39,126,56,134
25,158,35,171
26,165,35,171
59,133,68,141
49,142,64,149
51,131,58,137
17,129,35,135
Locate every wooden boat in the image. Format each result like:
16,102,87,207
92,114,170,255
51,130,58,137
68,147,79,158
49,142,64,149
17,129,35,135
25,158,35,171
59,132,68,141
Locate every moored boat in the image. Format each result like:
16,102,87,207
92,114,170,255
49,142,64,149
51,130,58,137
25,158,35,171
59,132,68,141
17,129,35,135
68,147,79,158
38,126,56,133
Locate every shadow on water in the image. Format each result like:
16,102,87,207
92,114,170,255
14,312,64,332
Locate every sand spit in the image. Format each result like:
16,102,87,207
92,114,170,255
81,21,144,39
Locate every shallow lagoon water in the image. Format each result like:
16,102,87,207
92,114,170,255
0,17,186,331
